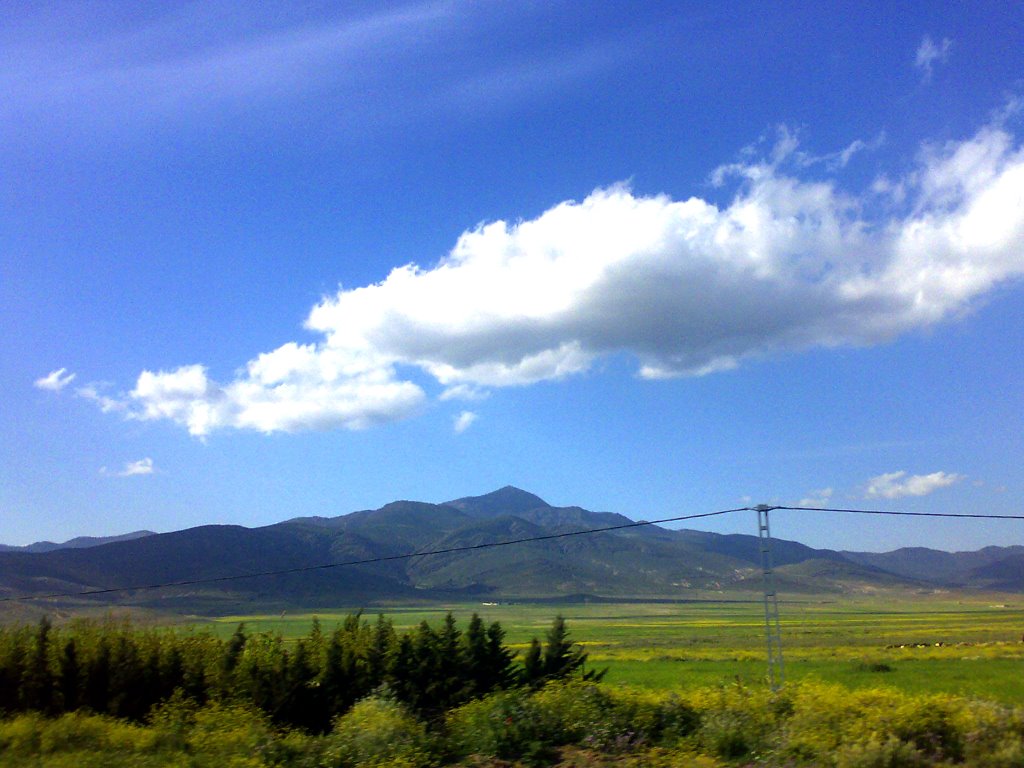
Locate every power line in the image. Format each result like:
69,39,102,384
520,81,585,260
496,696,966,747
0,507,747,604
773,505,1024,520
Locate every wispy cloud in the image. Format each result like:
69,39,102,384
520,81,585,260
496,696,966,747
3,3,453,115
101,457,156,478
453,411,478,433
34,368,76,392
915,35,952,82
439,384,490,402
1,3,628,141
865,471,963,499
798,488,833,507
76,115,1024,436
76,383,126,413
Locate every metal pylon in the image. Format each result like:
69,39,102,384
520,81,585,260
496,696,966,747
755,504,784,690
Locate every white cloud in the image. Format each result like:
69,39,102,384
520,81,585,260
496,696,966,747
915,35,952,82
798,488,833,507
439,384,490,402
34,368,76,392
84,117,1024,436
76,383,126,413
101,457,156,477
865,471,963,499
124,357,425,437
453,410,478,433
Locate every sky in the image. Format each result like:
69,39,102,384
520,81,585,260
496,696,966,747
3,1,1023,553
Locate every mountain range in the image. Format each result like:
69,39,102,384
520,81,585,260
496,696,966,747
1,486,1021,614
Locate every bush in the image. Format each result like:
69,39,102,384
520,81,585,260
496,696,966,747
833,733,929,768
326,695,434,768
688,682,779,760
445,688,552,763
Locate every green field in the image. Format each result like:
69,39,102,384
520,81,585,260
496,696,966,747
208,595,1024,703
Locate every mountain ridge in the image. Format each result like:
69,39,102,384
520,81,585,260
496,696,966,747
1,487,1020,612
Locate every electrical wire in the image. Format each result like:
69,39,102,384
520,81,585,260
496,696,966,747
773,505,1024,520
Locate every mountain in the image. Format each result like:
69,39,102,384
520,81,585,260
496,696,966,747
841,545,1024,589
0,530,155,553
0,487,1019,613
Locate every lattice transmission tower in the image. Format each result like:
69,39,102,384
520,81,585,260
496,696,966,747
755,504,785,690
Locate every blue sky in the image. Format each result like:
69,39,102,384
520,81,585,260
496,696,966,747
3,1,1023,552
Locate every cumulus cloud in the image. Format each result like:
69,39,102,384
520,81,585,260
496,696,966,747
453,410,478,433
34,368,76,392
82,117,1024,436
101,457,156,477
865,470,963,499
915,35,952,82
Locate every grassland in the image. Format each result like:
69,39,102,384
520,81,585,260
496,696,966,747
210,594,1024,702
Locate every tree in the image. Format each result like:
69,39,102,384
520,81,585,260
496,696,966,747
58,638,80,713
525,615,605,687
521,638,543,687
21,617,55,714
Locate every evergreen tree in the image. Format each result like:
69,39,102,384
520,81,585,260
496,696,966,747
462,613,490,698
320,631,355,725
0,628,28,713
278,640,320,730
58,638,80,713
540,614,604,683
387,634,417,708
366,614,395,687
222,623,247,676
484,620,517,691
84,638,111,713
433,613,464,710
109,633,148,720
521,638,543,687
160,644,185,700
21,617,54,714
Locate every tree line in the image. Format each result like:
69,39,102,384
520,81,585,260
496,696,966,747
0,612,601,732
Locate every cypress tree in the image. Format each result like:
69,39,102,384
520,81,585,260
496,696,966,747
521,638,543,687
0,629,28,713
462,613,489,699
366,614,395,688
484,620,517,692
540,615,604,683
278,640,319,730
84,638,111,713
21,617,54,714
320,631,354,725
58,638,81,713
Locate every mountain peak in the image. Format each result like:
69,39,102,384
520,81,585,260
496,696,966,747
444,486,551,518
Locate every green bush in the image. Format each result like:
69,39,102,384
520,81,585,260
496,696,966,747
445,687,552,763
688,682,779,760
833,733,929,768
325,695,434,768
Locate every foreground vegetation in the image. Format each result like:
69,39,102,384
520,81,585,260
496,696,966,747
1,678,1023,767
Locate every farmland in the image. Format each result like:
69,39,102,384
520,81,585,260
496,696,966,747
210,595,1024,702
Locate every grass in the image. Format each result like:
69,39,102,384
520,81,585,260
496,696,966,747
204,594,1024,703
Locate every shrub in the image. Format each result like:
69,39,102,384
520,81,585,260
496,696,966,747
184,701,276,765
326,695,434,768
688,682,779,760
833,733,929,768
445,688,552,763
